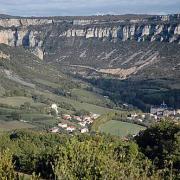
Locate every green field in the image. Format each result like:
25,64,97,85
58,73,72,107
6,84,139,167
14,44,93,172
41,91,113,114
0,93,114,131
71,89,109,105
0,120,35,133
0,96,45,108
0,97,33,106
99,120,146,137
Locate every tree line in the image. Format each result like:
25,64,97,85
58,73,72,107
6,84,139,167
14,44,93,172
0,120,179,179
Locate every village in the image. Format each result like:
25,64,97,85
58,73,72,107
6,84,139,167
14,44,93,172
150,101,179,117
49,104,100,134
49,101,180,134
127,101,180,124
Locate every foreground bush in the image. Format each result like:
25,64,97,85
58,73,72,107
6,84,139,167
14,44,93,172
0,150,15,180
136,120,180,178
53,137,156,179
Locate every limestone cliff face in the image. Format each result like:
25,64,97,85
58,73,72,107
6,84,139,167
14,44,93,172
0,18,52,27
0,29,43,46
60,14,180,43
0,14,179,60
0,17,52,59
0,28,44,59
61,23,180,43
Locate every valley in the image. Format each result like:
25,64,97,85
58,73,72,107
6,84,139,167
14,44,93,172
0,44,117,133
0,14,180,133
0,12,179,180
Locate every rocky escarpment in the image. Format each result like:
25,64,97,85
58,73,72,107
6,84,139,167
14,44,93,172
0,14,179,60
0,17,53,59
61,14,180,43
0,18,53,28
0,28,45,59
61,23,180,43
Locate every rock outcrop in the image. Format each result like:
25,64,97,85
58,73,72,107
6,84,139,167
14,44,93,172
0,18,52,28
0,28,44,59
61,23,180,43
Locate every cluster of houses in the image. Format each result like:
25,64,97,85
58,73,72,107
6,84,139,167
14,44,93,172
49,102,180,134
127,102,180,123
150,102,180,119
49,104,100,134
127,113,156,123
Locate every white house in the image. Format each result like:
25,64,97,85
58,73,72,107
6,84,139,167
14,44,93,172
131,113,138,118
83,116,91,121
78,122,86,127
141,114,146,119
153,115,158,120
81,128,89,133
74,116,82,121
58,123,68,128
20,120,28,123
91,113,100,119
137,119,143,122
67,126,76,132
51,104,58,115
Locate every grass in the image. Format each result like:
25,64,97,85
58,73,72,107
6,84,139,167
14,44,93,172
0,99,56,130
0,91,118,132
99,120,146,137
71,88,108,105
91,112,116,131
33,83,113,114
0,96,46,108
0,120,35,133
20,113,57,129
21,113,52,121
0,107,18,113
34,78,62,88
40,91,113,114
0,97,33,107
73,102,112,114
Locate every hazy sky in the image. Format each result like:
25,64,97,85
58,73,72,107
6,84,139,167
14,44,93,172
0,0,179,16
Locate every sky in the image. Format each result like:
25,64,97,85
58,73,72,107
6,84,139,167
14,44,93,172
0,0,179,17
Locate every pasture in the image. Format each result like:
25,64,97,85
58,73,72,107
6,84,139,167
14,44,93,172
99,120,146,137
0,120,35,133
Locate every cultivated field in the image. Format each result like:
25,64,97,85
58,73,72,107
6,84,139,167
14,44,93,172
0,97,33,107
0,120,35,133
99,120,146,137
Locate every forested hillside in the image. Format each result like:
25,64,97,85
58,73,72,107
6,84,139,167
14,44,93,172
0,120,179,179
